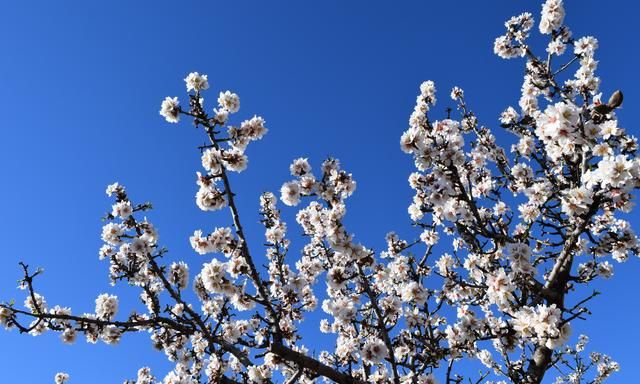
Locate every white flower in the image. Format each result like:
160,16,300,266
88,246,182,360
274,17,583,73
539,0,565,34
101,223,125,245
546,39,566,55
450,86,464,101
419,80,436,105
196,184,227,211
265,222,287,244
99,244,115,260
512,304,563,344
280,181,301,206
24,293,47,313
361,338,388,365
561,187,593,216
518,202,540,223
420,229,439,246
201,259,229,294
210,227,234,253
597,261,614,278
290,158,312,176
435,253,454,275
54,372,70,384
169,262,189,289
534,102,581,161
511,306,536,339
417,374,438,384
184,72,209,92
0,307,13,328
594,155,636,190
546,322,571,349
514,135,534,157
190,228,234,255
105,182,123,197
163,369,192,384
201,148,222,174
507,242,534,274
322,297,357,323
135,367,155,384
61,328,77,344
159,96,180,123
493,201,508,216
238,115,268,141
221,148,248,172
111,200,133,219
511,163,533,182
486,268,515,308
247,365,272,384
400,281,428,305
477,350,494,368
574,36,598,56
95,293,118,320
223,320,246,343
231,290,255,311
130,236,151,256
213,108,229,124
101,325,122,344
599,120,621,140
218,91,240,113
319,319,332,333
500,106,519,124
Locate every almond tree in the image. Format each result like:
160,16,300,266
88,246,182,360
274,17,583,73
1,1,635,384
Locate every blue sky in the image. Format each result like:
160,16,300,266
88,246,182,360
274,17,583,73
0,1,638,382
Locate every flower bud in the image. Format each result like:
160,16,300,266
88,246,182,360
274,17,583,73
607,90,623,109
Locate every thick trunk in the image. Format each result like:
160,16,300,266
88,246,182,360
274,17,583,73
525,253,572,383
527,345,554,384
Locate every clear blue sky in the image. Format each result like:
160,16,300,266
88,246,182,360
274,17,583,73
0,1,637,382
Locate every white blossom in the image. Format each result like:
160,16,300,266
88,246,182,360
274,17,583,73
159,97,180,123
217,91,240,113
54,373,70,384
184,72,209,92
95,294,118,320
361,338,388,365
280,181,301,206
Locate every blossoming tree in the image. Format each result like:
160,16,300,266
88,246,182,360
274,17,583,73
1,1,635,384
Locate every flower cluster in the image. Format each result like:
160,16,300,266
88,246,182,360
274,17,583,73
493,12,534,59
539,0,565,34
54,373,70,384
95,294,118,321
511,304,570,349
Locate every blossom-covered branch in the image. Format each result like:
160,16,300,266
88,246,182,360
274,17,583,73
1,1,636,384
